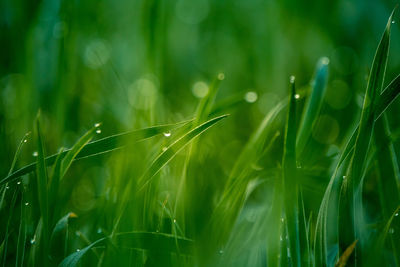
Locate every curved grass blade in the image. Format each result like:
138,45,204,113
338,9,394,263
0,121,191,186
335,240,358,267
50,213,77,263
59,232,193,267
58,237,106,267
296,57,329,156
60,125,100,178
138,114,229,190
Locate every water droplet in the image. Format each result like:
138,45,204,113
173,219,177,223
96,129,101,134
5,186,9,190
218,73,225,80
17,181,21,185
395,213,399,217
290,75,295,83
281,217,284,222
280,235,283,241
94,123,101,127
97,228,102,234
244,91,258,103
389,228,395,234
320,57,330,65
25,202,29,206
162,147,168,152
219,250,224,254
294,94,300,99
30,236,36,244
76,249,81,252
392,20,396,24
23,139,27,143
32,151,38,157
163,132,171,137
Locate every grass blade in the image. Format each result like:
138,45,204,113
0,121,190,186
338,9,394,263
35,115,50,264
296,57,329,156
282,76,301,266
139,114,229,189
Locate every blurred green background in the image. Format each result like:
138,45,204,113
1,0,400,265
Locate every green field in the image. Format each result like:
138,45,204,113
1,0,400,266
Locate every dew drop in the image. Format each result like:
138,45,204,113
219,250,224,254
30,236,36,244
173,219,177,223
17,181,21,185
389,228,395,234
343,175,346,179
163,132,171,137
23,139,27,143
94,123,101,127
395,213,399,217
5,186,9,190
76,249,81,252
97,228,102,234
281,217,284,222
290,75,295,83
294,94,300,99
244,91,258,103
392,20,396,24
25,202,29,206
32,151,38,157
96,129,102,134
162,147,168,152
218,73,225,80
280,235,283,241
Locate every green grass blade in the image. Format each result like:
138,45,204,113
376,73,400,119
339,9,394,262
58,237,106,267
50,212,77,263
0,121,190,186
282,76,301,266
114,232,194,255
138,114,229,189
60,124,99,178
296,57,329,156
195,74,224,124
35,115,50,264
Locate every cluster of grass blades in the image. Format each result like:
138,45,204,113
1,9,400,267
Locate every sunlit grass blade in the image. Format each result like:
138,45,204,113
296,57,329,157
0,121,190,186
338,9,394,263
282,76,301,266
335,240,357,267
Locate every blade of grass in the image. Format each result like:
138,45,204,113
0,121,191,186
59,232,194,267
282,76,301,267
138,114,229,190
338,9,394,264
296,57,329,157
35,114,50,266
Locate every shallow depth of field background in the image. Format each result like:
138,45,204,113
1,0,400,265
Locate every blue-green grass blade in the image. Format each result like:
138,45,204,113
296,57,329,157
